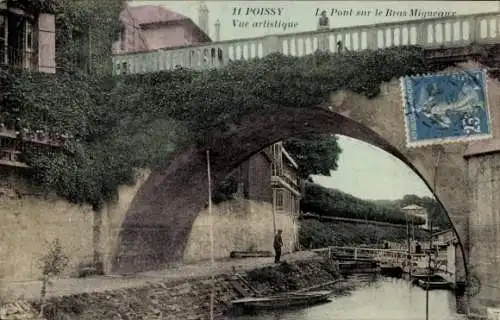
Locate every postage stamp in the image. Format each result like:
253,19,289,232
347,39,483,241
401,69,492,148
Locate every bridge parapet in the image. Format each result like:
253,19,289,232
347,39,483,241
113,12,500,75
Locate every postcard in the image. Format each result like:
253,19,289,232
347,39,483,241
0,1,497,319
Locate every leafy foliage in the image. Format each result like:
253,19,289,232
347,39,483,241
0,69,188,208
298,220,429,249
2,38,438,207
40,238,69,277
54,0,124,75
6,0,59,14
212,176,239,204
283,134,342,179
38,238,69,316
301,183,426,225
131,47,430,141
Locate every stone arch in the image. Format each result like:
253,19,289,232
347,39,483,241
111,72,478,274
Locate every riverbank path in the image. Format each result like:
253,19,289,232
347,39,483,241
2,251,321,301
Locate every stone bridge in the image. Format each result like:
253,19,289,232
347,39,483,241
112,13,500,317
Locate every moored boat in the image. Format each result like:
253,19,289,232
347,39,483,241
410,269,434,284
380,265,403,278
231,290,332,312
416,275,451,290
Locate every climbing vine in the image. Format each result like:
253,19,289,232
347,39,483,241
54,0,124,75
0,46,456,208
6,0,59,14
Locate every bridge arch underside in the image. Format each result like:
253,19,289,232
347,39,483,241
112,82,472,275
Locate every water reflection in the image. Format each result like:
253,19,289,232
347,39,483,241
233,275,468,320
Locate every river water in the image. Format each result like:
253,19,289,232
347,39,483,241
233,274,469,320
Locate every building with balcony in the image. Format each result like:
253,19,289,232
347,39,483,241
270,142,301,218
229,142,301,220
0,2,58,169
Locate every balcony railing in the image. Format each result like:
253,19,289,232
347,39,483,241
282,166,299,187
0,126,65,168
112,12,500,75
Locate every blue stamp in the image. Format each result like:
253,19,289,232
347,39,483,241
402,69,492,147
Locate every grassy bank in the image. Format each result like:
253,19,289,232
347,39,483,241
298,220,430,249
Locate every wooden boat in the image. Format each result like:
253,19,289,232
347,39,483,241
416,275,451,290
380,265,403,278
410,269,434,284
231,290,332,311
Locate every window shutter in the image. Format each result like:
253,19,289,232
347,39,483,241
0,13,6,64
37,13,55,73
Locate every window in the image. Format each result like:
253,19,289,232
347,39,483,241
274,188,285,211
183,28,191,43
0,9,35,69
8,11,25,66
24,19,33,68
121,62,128,74
119,26,126,51
25,20,33,50
130,30,135,48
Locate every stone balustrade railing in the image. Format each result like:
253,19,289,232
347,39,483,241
113,12,500,75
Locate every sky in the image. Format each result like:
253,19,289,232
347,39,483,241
130,0,497,200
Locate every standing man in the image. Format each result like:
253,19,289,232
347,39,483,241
317,10,330,52
318,10,330,29
415,242,422,254
274,229,283,263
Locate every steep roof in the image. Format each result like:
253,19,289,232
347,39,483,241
123,5,211,43
124,5,189,25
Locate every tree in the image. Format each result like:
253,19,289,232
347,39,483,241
38,239,69,317
283,134,342,179
301,182,426,225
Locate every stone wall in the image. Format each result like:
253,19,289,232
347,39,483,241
0,169,150,281
467,151,500,316
183,199,298,262
0,168,298,280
